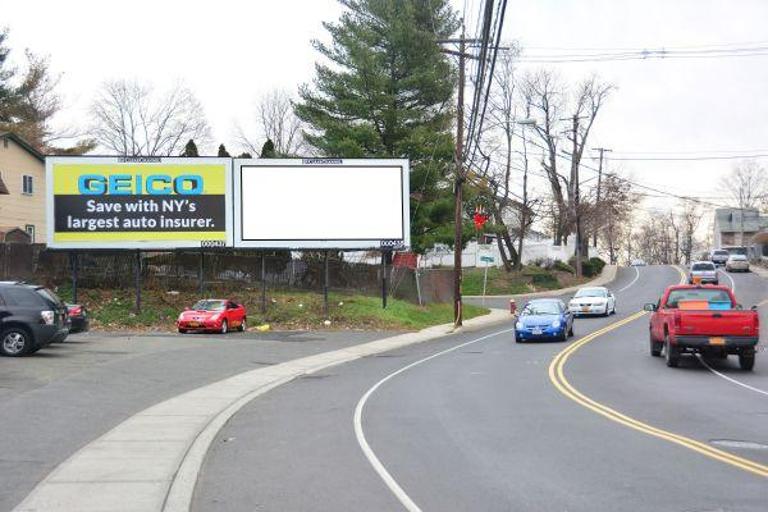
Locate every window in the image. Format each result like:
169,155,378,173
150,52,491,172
1,287,45,307
22,175,34,195
25,224,35,243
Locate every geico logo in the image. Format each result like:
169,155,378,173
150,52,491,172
77,174,203,195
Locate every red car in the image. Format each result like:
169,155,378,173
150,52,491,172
645,285,759,370
177,299,247,334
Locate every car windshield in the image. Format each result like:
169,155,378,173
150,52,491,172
522,302,561,315
192,300,226,311
666,289,733,308
575,288,606,298
691,263,714,271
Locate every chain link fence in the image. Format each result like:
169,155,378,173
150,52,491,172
0,244,454,304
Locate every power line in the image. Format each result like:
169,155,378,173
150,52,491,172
606,153,768,161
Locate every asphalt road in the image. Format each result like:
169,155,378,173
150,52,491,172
194,265,768,512
0,329,397,512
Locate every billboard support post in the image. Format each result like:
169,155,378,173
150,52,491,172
134,250,141,313
198,251,204,296
381,251,389,309
70,251,78,304
323,251,330,320
260,254,267,314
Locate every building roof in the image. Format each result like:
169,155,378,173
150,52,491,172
0,132,45,162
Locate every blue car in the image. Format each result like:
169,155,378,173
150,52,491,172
515,298,574,343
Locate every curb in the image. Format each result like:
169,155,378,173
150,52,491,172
13,308,512,512
466,264,619,300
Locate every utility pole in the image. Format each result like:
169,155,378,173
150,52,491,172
569,115,583,277
591,147,612,247
439,27,477,328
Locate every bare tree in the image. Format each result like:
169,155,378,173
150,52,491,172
678,200,702,264
236,88,306,157
592,174,636,264
90,80,211,156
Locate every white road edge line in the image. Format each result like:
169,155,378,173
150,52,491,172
353,327,515,512
617,266,640,293
696,355,768,397
719,268,736,293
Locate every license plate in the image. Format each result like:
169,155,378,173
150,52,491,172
581,306,590,312
188,322,200,327
709,337,726,346
532,328,543,335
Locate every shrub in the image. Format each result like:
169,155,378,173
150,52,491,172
552,259,575,274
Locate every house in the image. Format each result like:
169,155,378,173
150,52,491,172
0,132,46,243
713,207,768,259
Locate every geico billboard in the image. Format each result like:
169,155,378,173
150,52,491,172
46,156,232,249
233,159,410,250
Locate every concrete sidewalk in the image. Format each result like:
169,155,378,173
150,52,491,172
13,309,511,512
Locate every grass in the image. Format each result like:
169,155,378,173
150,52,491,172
462,265,591,296
54,284,488,332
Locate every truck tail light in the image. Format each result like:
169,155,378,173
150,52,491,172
69,306,82,316
673,311,682,330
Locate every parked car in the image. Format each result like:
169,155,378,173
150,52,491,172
66,304,90,333
177,299,247,334
515,298,574,342
630,259,647,266
725,254,750,272
710,249,730,266
645,285,759,370
688,261,718,284
0,282,69,356
568,287,616,316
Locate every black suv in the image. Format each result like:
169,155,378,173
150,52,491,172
0,282,69,356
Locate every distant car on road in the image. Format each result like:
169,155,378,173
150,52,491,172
177,299,247,334
66,304,90,333
515,298,573,342
0,282,69,356
630,259,646,266
709,249,730,266
688,261,718,284
568,287,616,316
645,285,759,370
725,254,750,272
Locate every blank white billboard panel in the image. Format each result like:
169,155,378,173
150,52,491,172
234,159,410,249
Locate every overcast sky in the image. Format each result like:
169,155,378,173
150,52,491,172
4,0,768,220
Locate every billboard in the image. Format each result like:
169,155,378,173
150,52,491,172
234,159,410,249
46,156,232,249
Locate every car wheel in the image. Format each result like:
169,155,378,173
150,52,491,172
568,324,574,337
739,350,755,371
515,333,523,343
558,330,567,342
178,328,188,334
664,335,679,368
220,320,228,334
1,328,33,357
238,318,246,332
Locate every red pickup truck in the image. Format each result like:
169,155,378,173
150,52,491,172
645,285,760,370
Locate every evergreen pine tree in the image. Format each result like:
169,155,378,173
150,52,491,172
217,144,231,157
181,139,199,157
295,0,460,253
260,139,276,158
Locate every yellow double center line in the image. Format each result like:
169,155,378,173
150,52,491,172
548,311,768,478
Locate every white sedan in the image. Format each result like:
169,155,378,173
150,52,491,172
568,287,616,316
